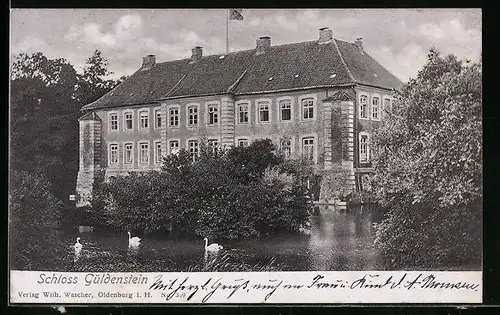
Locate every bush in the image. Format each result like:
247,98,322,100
92,139,312,240
9,170,67,270
371,50,482,269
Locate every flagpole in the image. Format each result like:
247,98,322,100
226,9,229,54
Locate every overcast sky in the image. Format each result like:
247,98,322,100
10,9,481,82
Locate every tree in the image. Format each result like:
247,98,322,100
9,171,68,270
10,50,121,203
370,49,482,269
76,50,121,104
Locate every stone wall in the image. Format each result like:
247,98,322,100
75,114,102,207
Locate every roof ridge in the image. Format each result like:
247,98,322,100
226,69,248,93
333,38,356,84
152,40,322,65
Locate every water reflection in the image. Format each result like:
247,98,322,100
65,207,383,271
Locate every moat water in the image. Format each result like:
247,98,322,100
62,205,385,271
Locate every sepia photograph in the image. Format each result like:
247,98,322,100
9,8,482,304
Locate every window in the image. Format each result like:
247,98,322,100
372,97,380,120
238,139,249,147
109,113,118,131
124,143,133,164
208,139,219,154
280,99,292,121
280,139,292,158
155,141,162,164
169,107,179,127
258,101,270,123
360,95,368,119
238,103,249,124
169,140,180,155
359,133,370,163
188,106,198,126
302,137,315,162
207,104,218,125
139,142,149,164
109,144,119,165
139,111,149,129
301,98,314,120
155,109,162,128
124,112,133,130
188,140,199,162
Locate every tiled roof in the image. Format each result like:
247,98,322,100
82,38,403,111
335,39,404,90
324,90,355,102
78,111,101,121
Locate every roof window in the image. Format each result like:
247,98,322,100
295,74,300,78
330,73,337,78
219,55,226,59
268,77,273,81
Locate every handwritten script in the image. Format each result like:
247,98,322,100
10,271,482,304
147,273,480,303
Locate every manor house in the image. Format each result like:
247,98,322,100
75,27,403,207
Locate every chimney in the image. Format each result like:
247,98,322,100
256,36,271,55
355,37,363,51
191,46,203,63
141,54,155,70
318,27,333,44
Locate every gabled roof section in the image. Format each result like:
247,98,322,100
78,111,101,121
82,37,403,111
335,39,404,90
323,90,355,102
232,41,354,94
82,59,191,111
164,50,254,99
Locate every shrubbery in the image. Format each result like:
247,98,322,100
9,171,67,270
92,139,313,240
371,50,482,269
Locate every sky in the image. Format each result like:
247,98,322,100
10,9,481,82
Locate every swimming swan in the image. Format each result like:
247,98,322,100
74,237,83,251
204,237,223,253
128,231,141,246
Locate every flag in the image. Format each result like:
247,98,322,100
229,9,243,20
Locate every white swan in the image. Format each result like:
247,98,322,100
204,237,223,253
74,237,83,251
128,231,141,246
